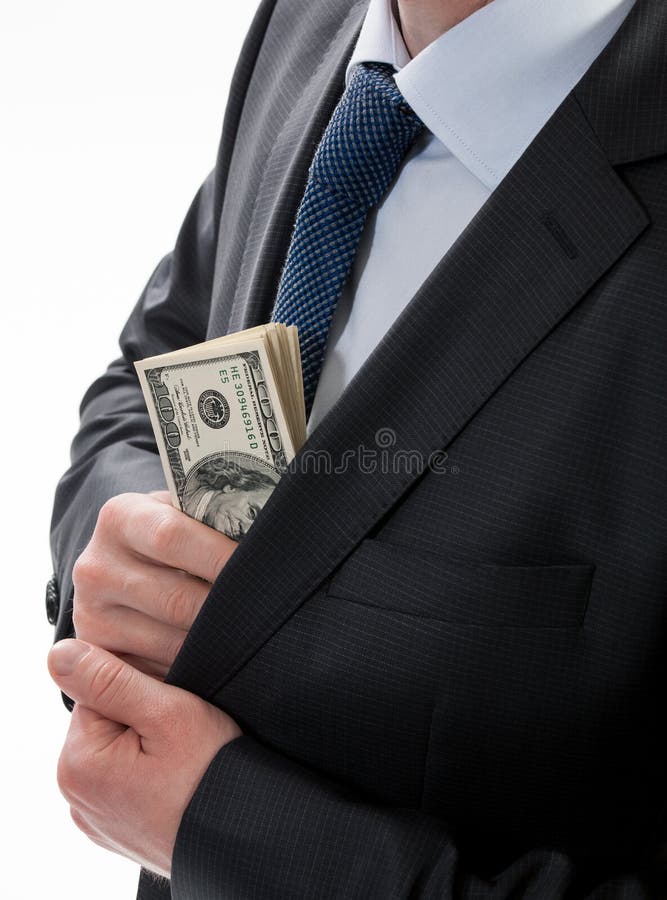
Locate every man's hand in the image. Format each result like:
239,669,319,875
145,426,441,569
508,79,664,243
48,638,242,877
72,491,237,679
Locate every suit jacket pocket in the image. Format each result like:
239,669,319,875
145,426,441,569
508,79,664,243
326,538,593,627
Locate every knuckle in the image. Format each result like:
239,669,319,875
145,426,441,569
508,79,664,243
71,556,108,638
88,656,130,709
157,691,188,736
71,553,91,590
137,685,176,734
163,583,194,629
162,582,185,624
151,619,185,668
96,493,141,538
71,600,105,643
97,495,125,532
207,551,226,582
72,552,106,594
165,630,185,666
71,603,90,638
209,536,236,580
151,508,181,557
146,695,174,731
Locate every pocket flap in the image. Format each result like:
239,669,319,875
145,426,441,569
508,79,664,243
326,539,594,627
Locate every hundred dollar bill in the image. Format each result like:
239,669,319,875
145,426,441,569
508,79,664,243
135,324,306,539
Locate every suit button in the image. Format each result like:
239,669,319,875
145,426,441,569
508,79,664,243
45,573,60,625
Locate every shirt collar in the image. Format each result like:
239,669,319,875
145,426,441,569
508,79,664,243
347,0,636,190
346,0,410,79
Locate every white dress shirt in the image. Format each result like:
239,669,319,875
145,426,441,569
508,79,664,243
307,0,635,433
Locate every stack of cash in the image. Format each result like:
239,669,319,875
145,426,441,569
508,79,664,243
135,324,306,539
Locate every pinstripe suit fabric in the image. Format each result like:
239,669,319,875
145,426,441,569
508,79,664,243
48,0,667,896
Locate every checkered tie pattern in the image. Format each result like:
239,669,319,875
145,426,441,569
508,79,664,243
271,63,424,416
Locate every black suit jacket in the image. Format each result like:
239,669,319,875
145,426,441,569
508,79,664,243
49,0,667,896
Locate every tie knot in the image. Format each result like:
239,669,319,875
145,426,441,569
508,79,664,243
309,62,423,210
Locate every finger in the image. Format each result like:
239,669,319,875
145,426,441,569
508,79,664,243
108,561,210,630
58,707,139,810
114,497,237,582
69,702,128,747
73,551,209,633
76,603,187,669
148,490,173,505
48,640,174,736
116,653,169,681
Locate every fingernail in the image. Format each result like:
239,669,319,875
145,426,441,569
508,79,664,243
49,640,91,677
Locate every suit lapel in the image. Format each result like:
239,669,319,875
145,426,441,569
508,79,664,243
169,82,648,698
209,0,368,337
574,0,667,166
143,4,664,898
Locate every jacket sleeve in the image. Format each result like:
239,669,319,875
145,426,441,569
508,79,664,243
170,735,665,900
48,0,278,650
49,168,218,649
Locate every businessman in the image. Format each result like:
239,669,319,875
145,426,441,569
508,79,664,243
47,0,667,896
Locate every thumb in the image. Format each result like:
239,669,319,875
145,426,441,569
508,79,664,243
48,639,168,735
148,490,173,506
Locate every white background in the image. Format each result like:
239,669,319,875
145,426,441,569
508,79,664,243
1,2,260,896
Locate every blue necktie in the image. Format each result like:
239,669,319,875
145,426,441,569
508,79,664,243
271,63,423,416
